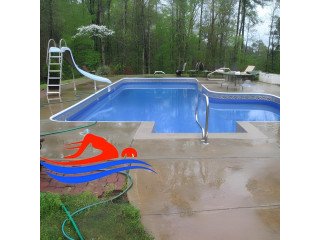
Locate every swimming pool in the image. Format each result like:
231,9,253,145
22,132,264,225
51,78,280,133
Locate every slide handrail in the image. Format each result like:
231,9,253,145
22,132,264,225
59,39,67,48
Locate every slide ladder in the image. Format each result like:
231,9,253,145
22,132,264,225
46,39,63,96
45,39,111,97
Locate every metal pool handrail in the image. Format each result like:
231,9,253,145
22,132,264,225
195,92,210,144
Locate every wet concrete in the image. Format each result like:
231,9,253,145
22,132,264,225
252,122,280,146
40,77,280,240
40,120,140,160
132,138,280,159
128,134,280,239
128,157,279,213
199,79,280,97
128,120,280,239
142,207,279,240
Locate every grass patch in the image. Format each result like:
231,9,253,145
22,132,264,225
41,191,153,240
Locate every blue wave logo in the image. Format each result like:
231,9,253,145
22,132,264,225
40,158,155,184
40,133,155,184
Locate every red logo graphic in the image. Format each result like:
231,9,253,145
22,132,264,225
40,133,154,184
41,133,137,165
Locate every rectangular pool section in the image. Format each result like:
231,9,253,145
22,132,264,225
51,78,280,133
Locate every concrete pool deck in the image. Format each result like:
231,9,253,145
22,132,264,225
40,76,280,240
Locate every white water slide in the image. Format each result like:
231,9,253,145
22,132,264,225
46,39,111,96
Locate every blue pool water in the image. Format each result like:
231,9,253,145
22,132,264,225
68,82,280,133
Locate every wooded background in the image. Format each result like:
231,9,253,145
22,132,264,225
40,0,280,82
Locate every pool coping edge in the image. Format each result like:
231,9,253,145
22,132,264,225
134,121,272,140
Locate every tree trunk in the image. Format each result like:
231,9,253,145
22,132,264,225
236,0,242,37
198,0,204,51
142,47,145,74
245,20,250,53
97,0,103,64
233,0,242,67
147,2,151,74
219,32,224,65
207,0,215,66
266,2,277,72
240,0,246,50
185,2,197,61
170,2,175,70
121,0,128,67
105,0,112,64
48,0,54,38
123,0,128,34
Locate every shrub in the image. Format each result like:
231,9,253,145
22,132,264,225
96,65,111,76
111,63,125,75
71,38,100,70
124,66,134,75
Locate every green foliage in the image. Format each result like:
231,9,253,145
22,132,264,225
111,63,125,75
40,0,91,81
74,50,100,71
119,204,140,222
103,183,115,198
96,65,111,76
40,192,62,217
62,63,76,80
40,0,280,82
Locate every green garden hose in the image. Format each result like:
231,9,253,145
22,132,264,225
40,121,97,137
61,172,133,240
61,204,85,240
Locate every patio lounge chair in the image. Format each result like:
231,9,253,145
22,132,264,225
242,65,255,74
176,62,187,77
207,67,231,81
239,65,257,82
